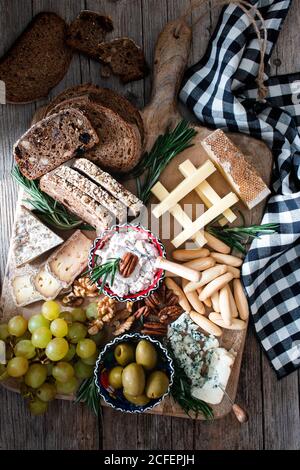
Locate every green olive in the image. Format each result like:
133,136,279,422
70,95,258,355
123,391,150,406
108,366,123,389
135,340,158,370
114,343,135,366
122,363,145,396
145,371,169,399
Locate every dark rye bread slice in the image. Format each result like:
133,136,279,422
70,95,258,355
66,10,113,59
14,109,99,180
51,97,142,174
98,38,148,83
44,83,144,144
0,12,72,103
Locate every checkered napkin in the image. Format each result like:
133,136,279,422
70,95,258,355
180,0,300,378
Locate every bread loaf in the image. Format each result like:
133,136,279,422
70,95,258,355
14,109,99,180
50,97,142,173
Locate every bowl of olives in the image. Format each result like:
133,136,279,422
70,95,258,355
94,333,174,413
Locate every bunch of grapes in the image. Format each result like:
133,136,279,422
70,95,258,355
0,300,104,415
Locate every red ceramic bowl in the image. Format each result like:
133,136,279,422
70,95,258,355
88,224,166,302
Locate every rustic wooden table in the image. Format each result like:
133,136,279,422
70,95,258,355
1,0,300,451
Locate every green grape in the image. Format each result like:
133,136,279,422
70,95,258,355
29,398,48,415
50,318,68,338
0,323,9,341
67,322,87,344
28,314,50,333
88,330,105,346
76,339,96,359
81,351,98,365
42,300,61,321
7,357,29,377
8,315,28,337
52,362,74,383
31,327,52,349
59,311,73,324
86,302,98,320
45,338,69,361
71,308,87,323
25,363,47,388
74,360,94,379
36,382,56,402
46,363,53,376
55,376,78,395
14,340,36,359
62,343,76,362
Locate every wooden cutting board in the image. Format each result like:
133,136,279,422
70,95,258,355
0,19,273,420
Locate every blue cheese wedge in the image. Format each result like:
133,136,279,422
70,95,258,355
168,313,235,405
13,206,63,267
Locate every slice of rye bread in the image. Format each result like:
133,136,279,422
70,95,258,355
43,83,144,144
66,10,113,59
0,12,72,103
40,171,113,233
50,96,142,174
14,108,99,180
98,37,148,84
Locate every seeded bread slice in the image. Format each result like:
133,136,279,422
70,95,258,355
44,83,144,144
73,158,143,216
98,37,148,83
51,97,142,174
14,108,99,180
40,171,113,233
66,10,113,59
0,12,72,103
54,165,127,223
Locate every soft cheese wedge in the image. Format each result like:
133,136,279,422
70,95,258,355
191,348,235,405
11,274,42,307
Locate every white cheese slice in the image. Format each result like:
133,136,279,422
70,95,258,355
191,348,235,405
11,274,43,307
33,266,63,299
13,206,63,267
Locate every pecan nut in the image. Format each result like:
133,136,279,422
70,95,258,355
158,305,183,324
119,252,139,278
134,306,151,319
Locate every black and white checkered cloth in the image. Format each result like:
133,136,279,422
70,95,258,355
180,0,300,378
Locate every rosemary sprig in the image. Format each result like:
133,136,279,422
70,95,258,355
167,344,214,420
75,376,100,416
207,222,279,254
11,165,94,231
88,258,120,293
131,120,197,204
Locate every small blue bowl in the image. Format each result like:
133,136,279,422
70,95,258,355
94,333,174,414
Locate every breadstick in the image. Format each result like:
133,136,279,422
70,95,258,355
184,265,227,293
182,279,205,314
219,286,232,326
190,311,222,337
165,277,191,313
183,257,215,271
226,284,238,318
211,291,220,313
233,279,249,321
199,272,234,301
172,248,210,261
208,312,247,330
155,257,201,282
203,231,231,254
225,265,240,278
210,252,243,267
204,297,212,308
